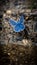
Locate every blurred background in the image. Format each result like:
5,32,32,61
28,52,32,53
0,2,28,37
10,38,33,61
0,0,37,65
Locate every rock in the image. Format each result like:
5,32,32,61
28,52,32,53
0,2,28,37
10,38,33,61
22,39,32,47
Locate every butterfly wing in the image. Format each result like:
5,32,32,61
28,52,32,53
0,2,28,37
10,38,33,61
14,24,25,32
9,19,17,27
17,16,24,24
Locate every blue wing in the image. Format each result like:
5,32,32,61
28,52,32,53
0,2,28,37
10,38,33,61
9,19,17,27
14,24,25,32
17,16,24,24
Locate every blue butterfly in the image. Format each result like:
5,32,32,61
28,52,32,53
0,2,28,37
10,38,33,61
9,16,26,32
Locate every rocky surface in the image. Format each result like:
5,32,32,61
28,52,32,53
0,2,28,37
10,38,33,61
0,43,37,65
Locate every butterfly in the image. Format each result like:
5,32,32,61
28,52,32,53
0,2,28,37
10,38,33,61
9,16,26,32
